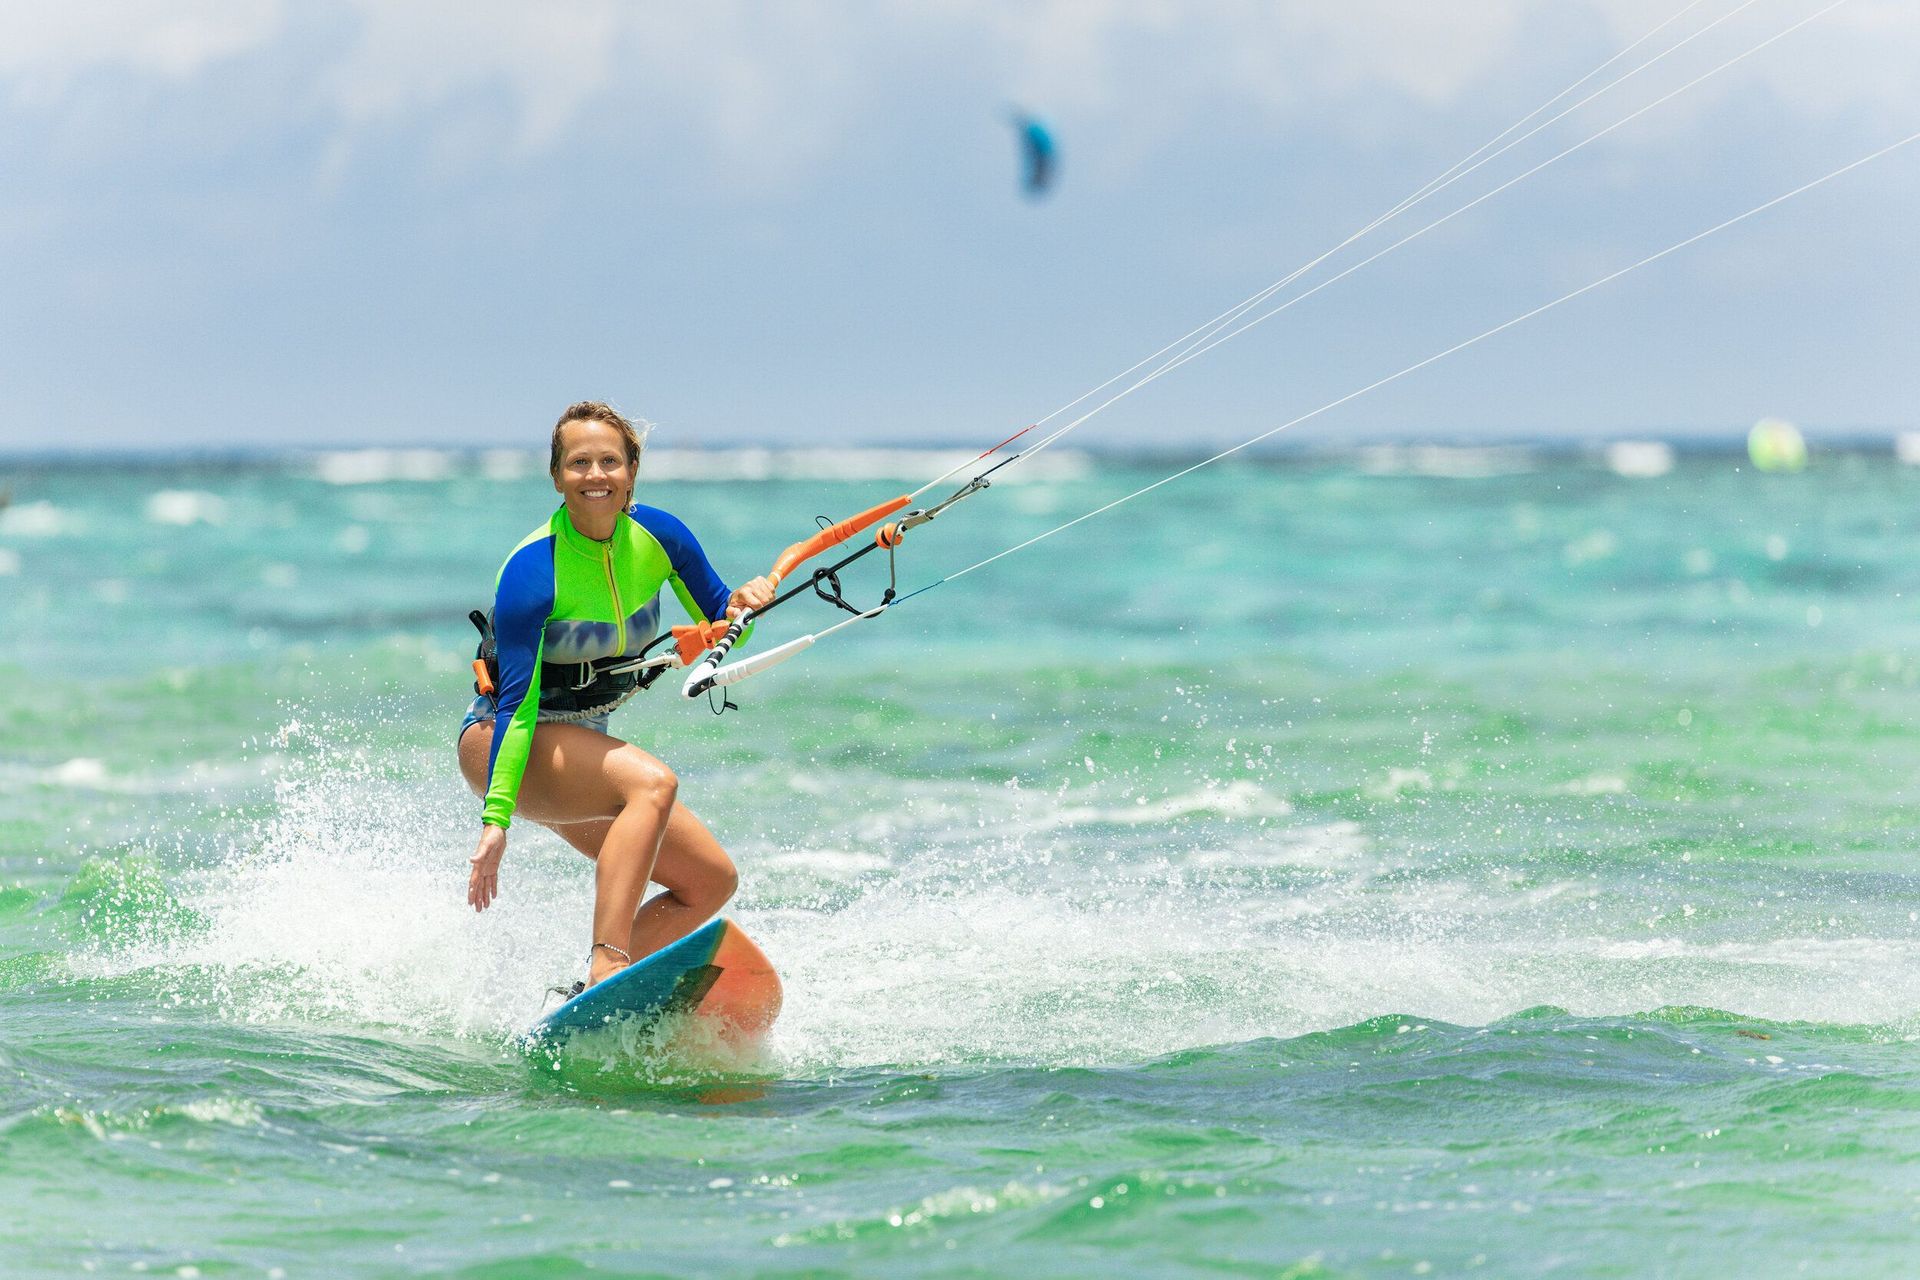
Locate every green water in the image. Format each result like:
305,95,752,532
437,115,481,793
3,446,1919,1277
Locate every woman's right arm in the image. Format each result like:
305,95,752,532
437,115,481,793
468,824,507,911
468,535,556,908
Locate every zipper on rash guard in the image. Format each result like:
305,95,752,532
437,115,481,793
604,542,627,654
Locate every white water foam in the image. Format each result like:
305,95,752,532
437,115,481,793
4,755,283,796
0,499,83,538
311,449,457,485
1050,778,1295,827
144,490,229,527
639,447,1092,484
93,718,1920,1071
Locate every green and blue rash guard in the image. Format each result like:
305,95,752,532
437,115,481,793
481,503,735,829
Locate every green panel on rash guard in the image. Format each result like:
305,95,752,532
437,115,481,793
480,503,736,829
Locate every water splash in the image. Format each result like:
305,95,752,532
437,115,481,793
61,700,1920,1073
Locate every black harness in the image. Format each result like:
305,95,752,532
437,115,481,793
467,610,675,714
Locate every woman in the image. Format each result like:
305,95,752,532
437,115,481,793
458,402,774,989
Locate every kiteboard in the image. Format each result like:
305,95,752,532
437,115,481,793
524,917,782,1051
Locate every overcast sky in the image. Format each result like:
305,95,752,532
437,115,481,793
0,0,1913,453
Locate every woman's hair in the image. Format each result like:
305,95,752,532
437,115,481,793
547,401,650,478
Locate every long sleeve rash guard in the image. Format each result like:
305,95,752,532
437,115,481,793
482,503,734,828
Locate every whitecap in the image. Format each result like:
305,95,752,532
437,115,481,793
1365,767,1432,800
47,758,110,788
145,490,228,526
480,450,534,481
1604,441,1674,478
640,447,1089,484
1052,778,1294,826
1356,444,1534,478
1186,819,1370,869
312,449,454,484
764,848,893,879
1552,773,1628,796
0,500,80,538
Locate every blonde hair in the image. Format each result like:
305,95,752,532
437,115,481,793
547,401,650,480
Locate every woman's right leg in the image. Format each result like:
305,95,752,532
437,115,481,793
545,806,739,961
458,721,678,983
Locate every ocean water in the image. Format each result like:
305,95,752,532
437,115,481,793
3,444,1919,1278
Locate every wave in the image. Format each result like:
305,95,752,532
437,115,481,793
144,490,228,526
311,449,457,485
0,756,284,796
1354,444,1535,478
0,500,84,538
48,713,1919,1075
639,447,1092,484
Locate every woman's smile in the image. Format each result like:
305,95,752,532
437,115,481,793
552,419,635,539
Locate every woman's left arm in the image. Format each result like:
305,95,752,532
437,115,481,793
629,503,766,624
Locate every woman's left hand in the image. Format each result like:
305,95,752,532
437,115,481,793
727,575,776,619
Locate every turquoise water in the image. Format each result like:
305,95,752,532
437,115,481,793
4,445,1920,1277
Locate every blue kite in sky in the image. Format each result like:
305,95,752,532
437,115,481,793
1011,110,1057,198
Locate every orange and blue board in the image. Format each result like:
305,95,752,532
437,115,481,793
524,917,782,1051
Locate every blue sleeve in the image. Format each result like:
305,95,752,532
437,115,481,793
482,535,556,828
627,503,733,622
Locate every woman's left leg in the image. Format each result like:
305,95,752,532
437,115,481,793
547,803,739,960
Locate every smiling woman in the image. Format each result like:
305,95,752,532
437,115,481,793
454,401,775,989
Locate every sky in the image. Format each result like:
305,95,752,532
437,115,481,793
0,0,1914,453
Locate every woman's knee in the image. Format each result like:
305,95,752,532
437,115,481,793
613,750,678,813
707,858,739,907
672,856,736,912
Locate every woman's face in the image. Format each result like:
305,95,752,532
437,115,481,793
551,420,635,521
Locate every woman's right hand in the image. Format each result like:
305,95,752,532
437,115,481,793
469,825,507,911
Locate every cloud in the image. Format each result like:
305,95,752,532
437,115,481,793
5,0,1912,178
0,0,282,103
321,0,621,151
